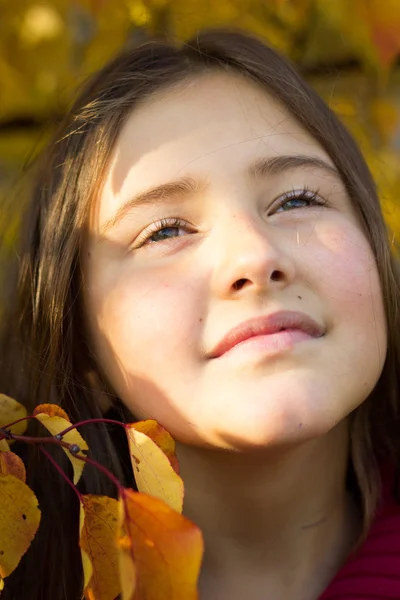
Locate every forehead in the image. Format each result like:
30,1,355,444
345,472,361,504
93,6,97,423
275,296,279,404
97,71,333,226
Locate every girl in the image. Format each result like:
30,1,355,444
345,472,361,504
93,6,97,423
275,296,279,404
1,28,400,600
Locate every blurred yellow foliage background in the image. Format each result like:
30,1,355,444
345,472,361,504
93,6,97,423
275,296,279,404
1,0,400,243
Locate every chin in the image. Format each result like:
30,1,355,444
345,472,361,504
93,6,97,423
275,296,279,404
212,411,343,452
213,426,311,452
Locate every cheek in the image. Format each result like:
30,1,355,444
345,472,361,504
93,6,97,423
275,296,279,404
89,266,203,382
307,221,387,354
314,223,380,294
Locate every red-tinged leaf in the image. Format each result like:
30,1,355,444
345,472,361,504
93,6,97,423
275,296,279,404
0,451,26,482
366,0,400,66
130,420,179,473
33,403,70,420
0,394,28,436
118,489,203,600
79,495,121,600
33,404,89,484
0,475,41,581
126,422,184,513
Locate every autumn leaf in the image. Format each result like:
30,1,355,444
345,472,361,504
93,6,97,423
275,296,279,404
33,404,89,484
0,439,10,452
0,475,41,582
118,534,136,600
129,420,180,473
0,451,26,482
80,494,121,600
0,394,28,436
126,421,184,513
370,98,399,145
118,489,203,600
362,0,400,67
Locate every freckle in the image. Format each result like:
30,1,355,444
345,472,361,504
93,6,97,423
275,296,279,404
199,317,203,323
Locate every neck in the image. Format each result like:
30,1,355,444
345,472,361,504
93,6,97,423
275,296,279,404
177,419,362,600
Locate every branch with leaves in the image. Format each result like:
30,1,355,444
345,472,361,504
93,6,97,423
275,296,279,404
0,394,203,599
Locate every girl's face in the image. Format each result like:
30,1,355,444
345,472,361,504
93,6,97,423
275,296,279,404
83,72,387,450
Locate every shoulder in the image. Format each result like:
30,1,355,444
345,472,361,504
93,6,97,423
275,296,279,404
320,462,400,599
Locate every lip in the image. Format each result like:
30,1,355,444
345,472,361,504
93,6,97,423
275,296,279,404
207,310,325,359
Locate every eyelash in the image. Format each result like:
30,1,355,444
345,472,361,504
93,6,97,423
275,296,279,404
134,186,325,248
274,186,324,213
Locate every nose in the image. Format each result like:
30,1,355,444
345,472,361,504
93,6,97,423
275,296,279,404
210,212,296,299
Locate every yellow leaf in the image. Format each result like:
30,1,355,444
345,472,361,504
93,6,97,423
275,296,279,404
0,394,28,436
126,421,184,513
0,475,41,580
0,452,26,482
129,420,179,473
370,98,399,146
80,495,121,600
33,404,88,484
0,439,10,452
118,535,136,600
118,490,203,600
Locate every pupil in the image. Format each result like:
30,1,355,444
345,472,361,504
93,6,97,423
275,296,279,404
151,227,179,242
286,198,306,208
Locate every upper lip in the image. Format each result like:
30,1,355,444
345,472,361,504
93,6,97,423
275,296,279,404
207,310,325,358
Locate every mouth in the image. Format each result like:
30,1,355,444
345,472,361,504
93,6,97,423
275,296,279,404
207,310,325,359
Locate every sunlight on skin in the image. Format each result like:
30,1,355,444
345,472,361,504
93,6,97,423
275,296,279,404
82,71,387,599
84,71,386,451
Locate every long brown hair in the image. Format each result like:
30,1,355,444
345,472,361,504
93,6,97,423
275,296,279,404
1,28,399,600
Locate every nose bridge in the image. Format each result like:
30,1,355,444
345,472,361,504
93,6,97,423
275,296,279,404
218,206,279,262
209,203,294,297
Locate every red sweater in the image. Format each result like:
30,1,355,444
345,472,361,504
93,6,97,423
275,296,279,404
320,464,400,599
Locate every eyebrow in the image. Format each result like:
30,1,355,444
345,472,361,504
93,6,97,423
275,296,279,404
100,154,341,236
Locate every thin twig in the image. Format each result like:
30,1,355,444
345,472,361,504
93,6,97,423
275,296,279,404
58,418,127,437
40,446,82,500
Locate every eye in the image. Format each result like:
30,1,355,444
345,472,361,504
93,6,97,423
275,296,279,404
274,187,325,213
134,218,194,248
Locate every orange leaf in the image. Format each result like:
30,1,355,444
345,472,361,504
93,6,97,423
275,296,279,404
366,0,400,66
33,403,70,421
0,394,28,436
126,422,184,513
0,451,26,482
118,489,203,600
33,404,89,484
0,475,41,581
79,495,121,600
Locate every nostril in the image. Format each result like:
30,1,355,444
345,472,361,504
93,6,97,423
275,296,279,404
271,270,284,282
233,278,248,291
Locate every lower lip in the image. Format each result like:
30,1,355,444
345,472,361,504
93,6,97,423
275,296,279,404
216,329,316,361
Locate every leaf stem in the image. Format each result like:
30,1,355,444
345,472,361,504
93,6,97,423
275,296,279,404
40,446,82,500
0,415,37,439
57,418,127,437
9,433,80,452
72,452,124,494
5,425,125,494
